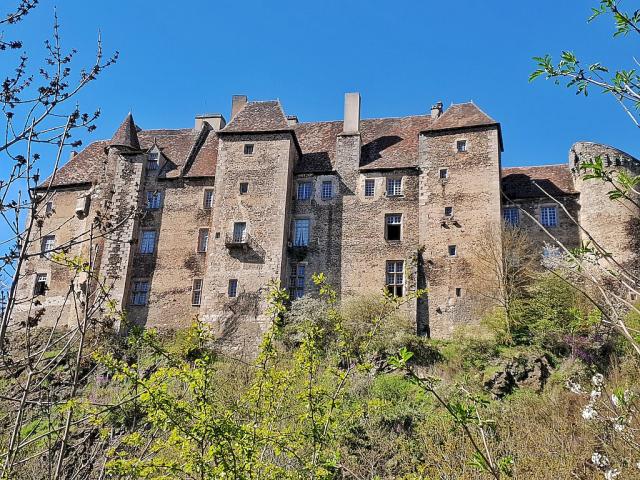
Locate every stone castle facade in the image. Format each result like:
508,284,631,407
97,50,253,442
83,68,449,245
15,94,640,352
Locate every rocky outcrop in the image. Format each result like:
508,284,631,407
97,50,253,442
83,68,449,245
483,354,553,398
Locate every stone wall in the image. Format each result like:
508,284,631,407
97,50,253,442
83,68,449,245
419,126,502,337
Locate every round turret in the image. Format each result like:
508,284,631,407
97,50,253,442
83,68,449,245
571,142,640,275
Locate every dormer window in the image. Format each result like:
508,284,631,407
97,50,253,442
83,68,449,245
148,152,159,171
244,144,254,155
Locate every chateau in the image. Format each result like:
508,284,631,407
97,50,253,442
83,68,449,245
16,94,640,352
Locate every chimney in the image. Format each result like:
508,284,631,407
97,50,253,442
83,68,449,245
69,150,78,160
195,113,226,131
231,95,248,119
286,115,299,126
343,92,361,134
431,101,443,119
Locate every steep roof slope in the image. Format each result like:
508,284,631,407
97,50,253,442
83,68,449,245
501,165,576,199
426,102,498,131
221,101,290,133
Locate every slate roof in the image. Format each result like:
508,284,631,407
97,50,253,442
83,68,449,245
426,102,498,131
294,115,433,173
220,101,291,133
501,165,576,199
38,101,505,188
110,113,140,150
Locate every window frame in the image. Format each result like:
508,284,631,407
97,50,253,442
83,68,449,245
321,180,333,200
197,228,209,253
448,244,457,257
228,279,238,298
243,144,254,155
34,273,48,296
364,179,375,198
293,218,311,247
297,181,312,201
239,182,249,194
439,168,449,179
140,230,157,254
41,235,55,258
232,222,247,243
540,206,558,227
385,260,404,297
146,191,162,210
385,213,402,242
45,201,53,215
203,189,214,209
456,140,467,153
386,178,403,197
289,262,306,300
444,206,453,217
131,280,150,306
503,206,520,226
192,279,203,306
147,152,159,171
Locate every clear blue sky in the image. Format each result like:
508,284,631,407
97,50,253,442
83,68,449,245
12,0,639,167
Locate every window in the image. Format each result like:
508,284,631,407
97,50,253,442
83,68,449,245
146,191,162,210
243,144,254,155
293,218,310,247
385,261,404,297
147,152,159,171
385,214,402,241
203,189,214,209
444,206,453,217
41,235,55,257
448,245,457,257
456,287,462,298
386,178,402,196
297,181,312,200
45,201,53,215
503,206,520,225
140,230,156,254
364,179,375,197
197,228,209,253
34,273,48,296
232,222,247,243
456,140,467,152
131,281,149,305
321,181,333,200
239,182,249,194
192,279,203,306
439,168,449,179
540,206,558,227
228,279,238,298
289,263,306,300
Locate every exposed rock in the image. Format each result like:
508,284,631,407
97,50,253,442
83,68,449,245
483,354,553,398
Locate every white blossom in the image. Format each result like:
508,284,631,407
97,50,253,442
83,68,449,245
604,468,620,479
611,393,620,407
592,452,609,467
591,389,602,401
592,373,604,388
566,380,583,394
583,404,598,420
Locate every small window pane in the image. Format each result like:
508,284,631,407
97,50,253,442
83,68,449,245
244,144,254,155
289,263,306,299
148,152,159,170
385,214,402,241
192,279,203,306
131,281,149,305
503,207,520,225
321,181,333,200
385,260,404,297
439,168,449,179
233,222,247,243
45,201,53,215
448,245,457,256
293,219,310,247
34,273,48,296
386,178,402,196
456,140,467,152
146,191,162,210
444,206,453,217
228,279,238,298
364,179,375,197
197,229,209,252
540,206,557,227
203,189,214,209
41,235,55,257
140,231,156,254
239,182,249,194
297,181,312,200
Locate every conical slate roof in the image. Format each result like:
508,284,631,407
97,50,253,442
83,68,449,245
109,113,140,150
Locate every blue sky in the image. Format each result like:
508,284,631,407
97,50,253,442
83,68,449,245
10,0,639,167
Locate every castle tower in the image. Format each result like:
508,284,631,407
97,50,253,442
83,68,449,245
200,98,299,353
571,142,640,276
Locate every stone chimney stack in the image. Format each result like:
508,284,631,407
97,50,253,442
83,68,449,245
431,101,443,119
343,92,361,134
195,113,226,131
231,95,248,119
286,115,299,126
